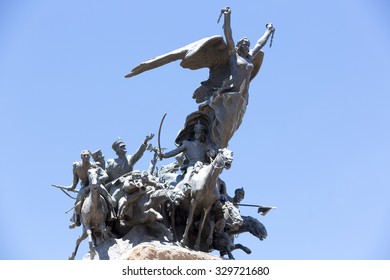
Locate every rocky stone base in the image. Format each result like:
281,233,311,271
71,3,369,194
82,221,221,260
121,242,221,260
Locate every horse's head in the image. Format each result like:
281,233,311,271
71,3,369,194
248,216,268,241
87,168,100,190
216,148,233,170
223,202,243,230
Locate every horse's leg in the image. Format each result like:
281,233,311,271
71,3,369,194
98,221,108,242
181,198,196,247
233,244,252,254
221,235,235,260
170,203,178,242
225,244,235,260
206,219,215,248
86,228,98,260
100,202,110,242
68,229,88,260
194,205,211,251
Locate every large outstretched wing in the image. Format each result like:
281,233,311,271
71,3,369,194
125,36,228,78
125,35,265,103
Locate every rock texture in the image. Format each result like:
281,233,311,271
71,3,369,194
121,242,221,260
82,222,221,260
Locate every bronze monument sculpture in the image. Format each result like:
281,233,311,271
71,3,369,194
53,7,276,260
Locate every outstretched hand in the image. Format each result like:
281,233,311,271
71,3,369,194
158,151,164,160
266,23,275,32
221,6,231,14
144,133,155,143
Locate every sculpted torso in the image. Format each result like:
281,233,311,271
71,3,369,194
106,156,133,181
74,162,96,187
182,140,209,166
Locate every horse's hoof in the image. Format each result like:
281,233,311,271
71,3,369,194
180,240,187,248
244,248,252,254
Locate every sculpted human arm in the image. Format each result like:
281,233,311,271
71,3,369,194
97,167,109,185
68,163,79,190
222,7,235,52
129,133,155,167
250,23,275,57
160,143,186,160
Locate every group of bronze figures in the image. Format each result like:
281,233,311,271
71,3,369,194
55,7,276,260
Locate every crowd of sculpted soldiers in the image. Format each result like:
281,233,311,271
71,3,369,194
62,122,259,259
57,6,275,259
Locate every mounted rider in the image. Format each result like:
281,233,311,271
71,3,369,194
68,150,116,229
159,121,216,184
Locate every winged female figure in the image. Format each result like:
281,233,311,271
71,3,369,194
126,7,275,149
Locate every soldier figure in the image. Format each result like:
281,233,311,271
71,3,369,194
106,134,154,183
91,149,106,169
159,122,215,180
105,134,154,211
68,150,116,229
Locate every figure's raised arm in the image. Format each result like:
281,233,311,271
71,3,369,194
250,23,275,57
222,7,235,51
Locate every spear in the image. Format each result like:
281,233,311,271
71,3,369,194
237,203,276,216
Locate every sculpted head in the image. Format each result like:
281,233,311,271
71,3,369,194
236,37,250,55
194,121,206,141
80,150,91,162
112,138,127,156
234,187,245,203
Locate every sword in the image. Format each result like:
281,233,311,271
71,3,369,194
157,113,167,159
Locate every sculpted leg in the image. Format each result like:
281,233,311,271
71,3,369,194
69,229,88,260
181,198,196,247
194,206,211,251
86,228,97,260
234,244,252,254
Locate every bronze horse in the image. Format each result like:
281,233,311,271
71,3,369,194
179,148,233,250
69,168,111,260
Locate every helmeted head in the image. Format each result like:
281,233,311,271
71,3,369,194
236,37,250,55
234,187,245,203
112,138,127,156
194,121,206,141
91,149,104,161
80,150,91,162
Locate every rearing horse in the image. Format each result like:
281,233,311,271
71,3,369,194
69,167,110,260
181,148,233,250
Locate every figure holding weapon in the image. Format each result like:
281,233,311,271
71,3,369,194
53,150,115,229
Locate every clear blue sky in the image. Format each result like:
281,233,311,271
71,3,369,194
0,0,389,260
